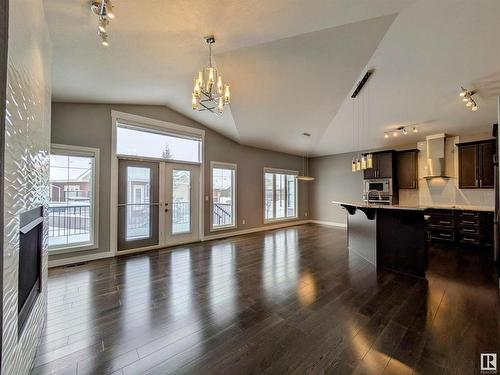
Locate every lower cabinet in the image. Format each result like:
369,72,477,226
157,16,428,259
426,208,493,247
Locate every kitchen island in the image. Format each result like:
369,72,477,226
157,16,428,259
333,201,428,278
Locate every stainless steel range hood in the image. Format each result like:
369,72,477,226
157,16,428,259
425,133,448,178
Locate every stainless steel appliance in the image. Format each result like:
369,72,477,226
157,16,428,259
362,178,397,204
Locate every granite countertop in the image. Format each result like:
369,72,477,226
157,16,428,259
331,200,494,212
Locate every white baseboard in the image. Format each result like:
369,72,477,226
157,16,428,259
309,220,347,228
48,251,113,268
202,220,310,241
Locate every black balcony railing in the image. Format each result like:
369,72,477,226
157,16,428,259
213,203,232,226
48,204,90,238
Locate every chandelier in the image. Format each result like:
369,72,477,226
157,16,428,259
459,87,478,112
192,36,231,115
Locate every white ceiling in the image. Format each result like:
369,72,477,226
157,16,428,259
44,0,500,156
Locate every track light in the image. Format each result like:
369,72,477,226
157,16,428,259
459,86,478,112
384,125,419,138
98,17,108,33
91,1,115,46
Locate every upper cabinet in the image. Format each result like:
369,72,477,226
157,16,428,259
363,151,395,179
457,139,496,189
397,149,418,189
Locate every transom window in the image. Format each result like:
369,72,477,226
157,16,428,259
264,168,298,221
211,162,236,230
49,144,99,252
116,123,202,163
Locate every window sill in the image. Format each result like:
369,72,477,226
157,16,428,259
264,217,299,224
210,224,237,232
48,243,98,255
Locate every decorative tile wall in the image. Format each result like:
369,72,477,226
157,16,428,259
2,0,51,373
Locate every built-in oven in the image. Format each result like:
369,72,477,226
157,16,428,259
363,178,392,195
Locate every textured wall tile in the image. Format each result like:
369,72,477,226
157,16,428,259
2,60,51,375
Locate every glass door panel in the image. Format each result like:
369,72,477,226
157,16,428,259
118,160,159,251
164,163,199,246
172,169,191,234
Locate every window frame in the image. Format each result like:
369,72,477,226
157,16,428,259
263,167,298,223
49,144,100,254
210,161,237,232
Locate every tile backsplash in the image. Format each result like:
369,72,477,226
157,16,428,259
399,134,495,208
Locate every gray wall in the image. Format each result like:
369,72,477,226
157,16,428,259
3,0,51,373
50,103,308,261
308,152,362,224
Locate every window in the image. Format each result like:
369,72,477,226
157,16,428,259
49,145,99,252
211,162,236,230
116,123,202,163
264,168,298,221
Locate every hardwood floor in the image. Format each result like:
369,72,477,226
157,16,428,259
31,224,500,375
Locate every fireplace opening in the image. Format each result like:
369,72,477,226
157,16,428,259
18,206,43,335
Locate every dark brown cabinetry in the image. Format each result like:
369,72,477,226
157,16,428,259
397,149,418,189
363,150,396,179
457,139,495,189
426,208,493,247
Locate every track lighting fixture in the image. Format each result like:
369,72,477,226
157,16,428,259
91,0,115,46
384,125,418,139
459,86,478,112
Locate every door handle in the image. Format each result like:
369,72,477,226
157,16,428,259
165,208,169,212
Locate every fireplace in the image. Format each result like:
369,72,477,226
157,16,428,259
18,206,43,334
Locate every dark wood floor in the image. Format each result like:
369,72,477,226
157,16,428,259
31,224,500,375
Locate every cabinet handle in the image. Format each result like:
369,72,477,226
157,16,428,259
439,220,451,224
462,220,476,224
440,233,452,237
480,179,482,187
462,228,476,233
462,237,476,242
476,179,479,187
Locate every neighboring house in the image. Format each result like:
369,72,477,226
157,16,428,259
50,168,91,203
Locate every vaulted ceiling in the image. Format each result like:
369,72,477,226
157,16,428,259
44,0,500,156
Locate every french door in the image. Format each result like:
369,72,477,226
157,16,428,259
117,159,200,252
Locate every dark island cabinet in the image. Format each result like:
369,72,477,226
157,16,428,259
426,208,493,247
457,139,495,189
363,150,396,179
397,149,418,189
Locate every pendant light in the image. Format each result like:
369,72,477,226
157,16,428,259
298,133,315,181
351,70,373,172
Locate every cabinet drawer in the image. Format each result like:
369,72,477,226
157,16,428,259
426,209,453,217
429,228,454,241
457,211,479,219
457,217,479,227
458,227,479,235
428,217,454,228
458,233,480,245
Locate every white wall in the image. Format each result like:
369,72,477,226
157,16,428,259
2,0,51,373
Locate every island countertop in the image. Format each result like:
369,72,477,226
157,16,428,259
331,200,494,212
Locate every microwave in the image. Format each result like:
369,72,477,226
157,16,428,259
363,178,393,195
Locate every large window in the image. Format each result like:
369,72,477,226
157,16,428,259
49,145,99,252
116,123,202,163
211,162,236,230
264,168,298,222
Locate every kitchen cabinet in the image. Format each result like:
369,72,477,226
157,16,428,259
457,140,495,189
426,208,493,247
363,150,395,179
397,149,418,189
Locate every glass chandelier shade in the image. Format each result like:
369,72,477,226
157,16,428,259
192,36,231,115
